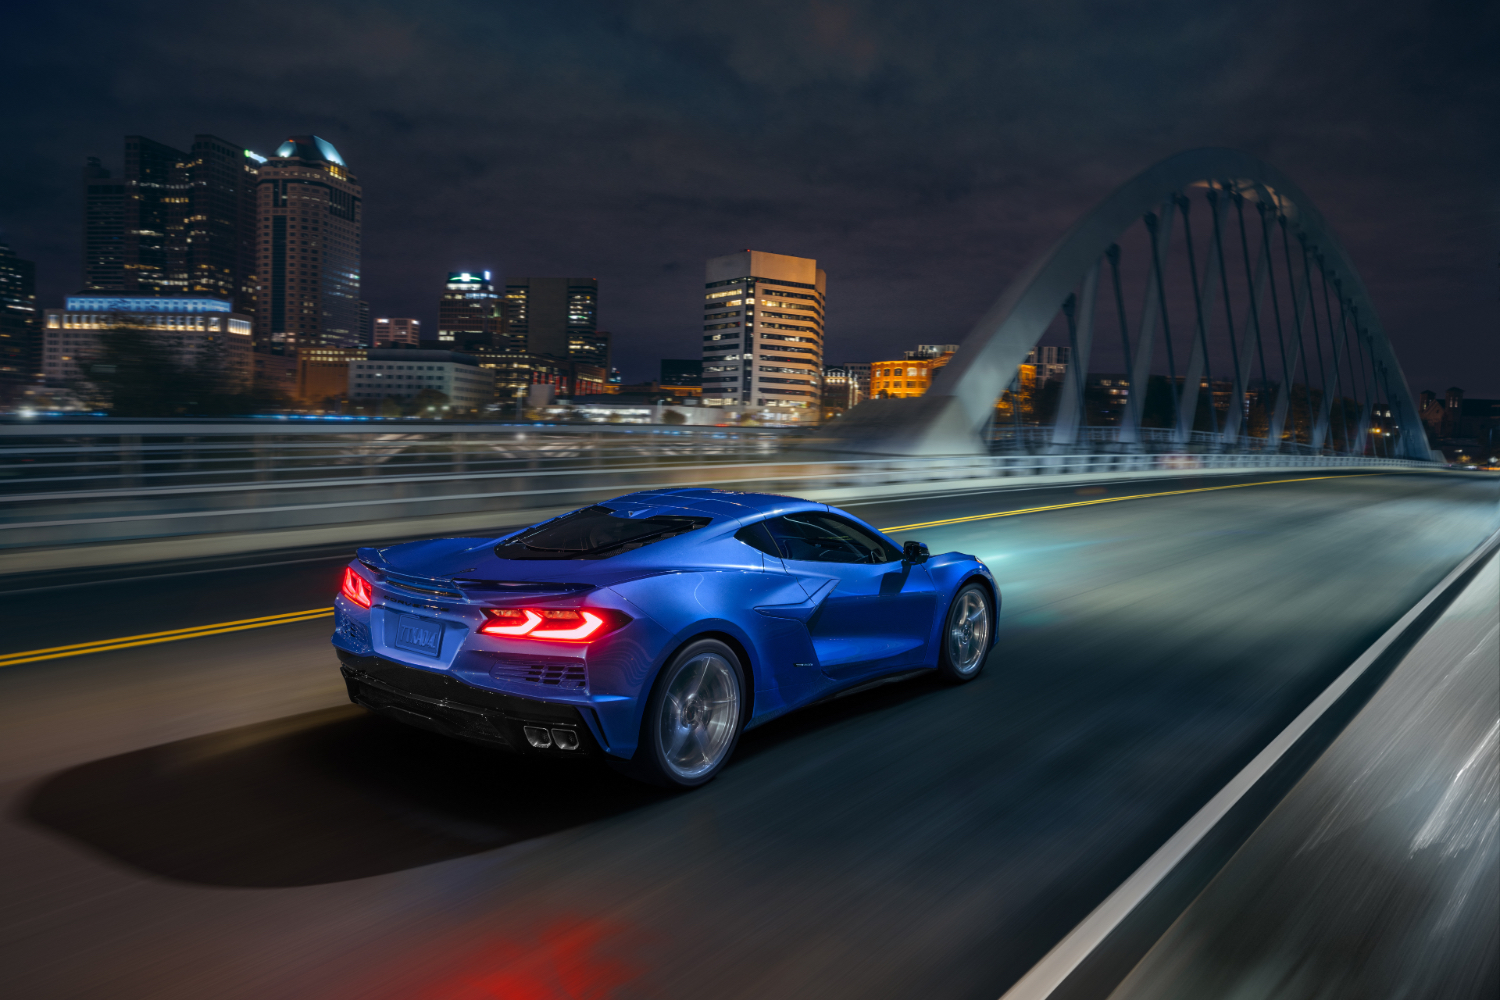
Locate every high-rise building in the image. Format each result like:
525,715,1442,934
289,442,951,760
358,300,371,346
0,240,38,398
503,277,603,364
661,358,703,387
81,158,126,292
439,271,502,347
372,317,421,347
254,135,362,349
699,250,824,419
82,136,263,316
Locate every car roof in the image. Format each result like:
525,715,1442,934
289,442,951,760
601,488,824,522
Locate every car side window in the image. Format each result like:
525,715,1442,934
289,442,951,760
761,513,900,564
734,521,781,557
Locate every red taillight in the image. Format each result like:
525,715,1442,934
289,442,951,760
480,607,627,642
340,566,373,609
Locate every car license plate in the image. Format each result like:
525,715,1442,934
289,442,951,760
393,614,444,657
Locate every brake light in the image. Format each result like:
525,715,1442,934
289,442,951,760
479,609,542,635
340,566,373,608
479,607,628,642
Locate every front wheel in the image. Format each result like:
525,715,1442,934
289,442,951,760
622,638,746,789
937,583,993,683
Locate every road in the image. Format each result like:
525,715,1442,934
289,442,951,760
0,470,1494,999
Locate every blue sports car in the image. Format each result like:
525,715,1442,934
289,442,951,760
331,489,998,788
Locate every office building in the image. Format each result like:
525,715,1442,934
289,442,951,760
837,360,871,394
438,271,502,347
1025,345,1070,382
699,250,824,420
660,358,703,387
503,277,605,365
82,158,126,292
821,365,863,418
296,345,367,405
254,135,362,349
373,317,421,347
348,349,493,411
358,300,371,345
81,136,263,316
471,348,607,402
0,240,38,397
42,294,252,388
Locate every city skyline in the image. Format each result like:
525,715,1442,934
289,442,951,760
0,3,1494,394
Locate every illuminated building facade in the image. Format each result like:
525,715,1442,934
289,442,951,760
503,277,605,366
41,295,252,388
0,240,38,397
348,349,493,411
372,317,421,347
254,135,362,349
821,365,863,418
296,345,367,405
81,135,263,316
438,271,502,346
699,250,824,420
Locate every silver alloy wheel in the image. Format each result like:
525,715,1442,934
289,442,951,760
946,588,990,677
658,652,742,780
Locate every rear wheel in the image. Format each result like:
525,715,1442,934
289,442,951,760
622,638,746,789
937,583,992,683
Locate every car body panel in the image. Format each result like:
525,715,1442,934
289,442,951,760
331,488,998,762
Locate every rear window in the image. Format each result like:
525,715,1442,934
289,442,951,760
495,505,711,560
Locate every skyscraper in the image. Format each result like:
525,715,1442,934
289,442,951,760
81,158,126,292
699,250,824,419
438,271,502,347
82,135,263,316
254,135,362,349
503,277,604,365
0,240,38,399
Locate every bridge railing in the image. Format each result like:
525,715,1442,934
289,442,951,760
990,425,1370,455
0,420,791,495
0,421,1438,552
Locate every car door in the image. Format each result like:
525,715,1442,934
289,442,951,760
756,512,938,679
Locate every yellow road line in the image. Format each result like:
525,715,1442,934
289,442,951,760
0,608,334,668
880,473,1384,533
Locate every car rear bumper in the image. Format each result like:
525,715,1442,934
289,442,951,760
336,651,602,758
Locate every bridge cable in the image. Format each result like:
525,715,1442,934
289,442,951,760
1210,184,1240,440
1235,193,1273,447
1145,210,1181,432
1260,203,1293,450
1177,192,1219,436
1106,244,1133,378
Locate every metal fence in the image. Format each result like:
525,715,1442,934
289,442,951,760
0,418,1439,552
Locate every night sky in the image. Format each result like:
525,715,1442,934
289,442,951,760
3,1,1495,394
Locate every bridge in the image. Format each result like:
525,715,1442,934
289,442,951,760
0,151,1493,1000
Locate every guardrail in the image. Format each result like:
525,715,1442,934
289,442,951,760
1,440,1437,551
0,420,791,495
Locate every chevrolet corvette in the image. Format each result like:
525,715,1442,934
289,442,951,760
332,489,998,788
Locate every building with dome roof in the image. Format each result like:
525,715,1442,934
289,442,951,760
253,134,362,358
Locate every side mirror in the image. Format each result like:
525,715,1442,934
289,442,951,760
903,540,930,564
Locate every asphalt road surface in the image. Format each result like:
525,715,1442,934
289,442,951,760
0,470,1495,999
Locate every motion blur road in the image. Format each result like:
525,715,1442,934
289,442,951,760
1,470,1494,999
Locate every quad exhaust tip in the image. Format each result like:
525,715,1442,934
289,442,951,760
523,726,581,751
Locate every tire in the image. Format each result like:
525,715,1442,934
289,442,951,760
619,638,747,789
936,583,993,683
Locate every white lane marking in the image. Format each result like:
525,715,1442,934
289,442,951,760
998,525,1500,1000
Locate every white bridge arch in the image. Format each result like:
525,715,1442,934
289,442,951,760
823,148,1435,461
